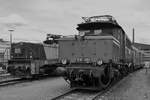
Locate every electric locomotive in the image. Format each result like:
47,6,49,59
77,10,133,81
58,15,143,89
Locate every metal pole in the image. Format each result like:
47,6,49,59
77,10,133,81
132,28,135,68
8,29,14,59
132,28,135,44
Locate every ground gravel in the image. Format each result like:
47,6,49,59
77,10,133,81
98,69,150,100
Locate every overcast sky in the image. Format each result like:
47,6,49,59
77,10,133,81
0,0,150,43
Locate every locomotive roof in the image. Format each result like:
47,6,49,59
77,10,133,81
12,42,58,47
80,15,117,24
12,42,42,45
77,15,121,30
77,15,132,43
11,42,47,60
77,22,122,30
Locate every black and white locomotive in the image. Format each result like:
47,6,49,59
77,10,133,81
7,34,60,78
58,15,144,89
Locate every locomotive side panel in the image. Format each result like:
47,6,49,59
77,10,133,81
11,43,46,60
43,44,58,64
59,40,75,62
59,36,119,63
95,39,113,62
125,47,132,63
8,42,59,77
112,41,120,63
43,45,58,60
120,32,126,62
132,46,143,69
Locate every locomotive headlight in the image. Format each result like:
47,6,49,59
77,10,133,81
79,31,85,36
61,59,67,65
97,60,103,65
76,58,83,62
11,55,13,58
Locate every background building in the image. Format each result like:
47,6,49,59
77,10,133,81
134,43,150,65
0,39,10,67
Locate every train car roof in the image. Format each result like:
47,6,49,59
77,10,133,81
77,21,121,30
11,42,47,60
77,15,120,30
12,42,42,45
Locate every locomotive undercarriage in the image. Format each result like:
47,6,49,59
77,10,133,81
63,63,124,89
7,65,32,78
7,62,60,78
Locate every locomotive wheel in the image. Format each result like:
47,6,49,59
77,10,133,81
70,82,75,88
26,68,32,79
98,74,111,89
112,70,120,83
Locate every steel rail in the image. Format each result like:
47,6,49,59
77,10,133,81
0,78,26,87
0,74,60,87
51,88,99,100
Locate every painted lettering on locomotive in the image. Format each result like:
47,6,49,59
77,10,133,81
58,15,144,89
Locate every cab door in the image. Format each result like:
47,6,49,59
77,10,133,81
31,61,36,74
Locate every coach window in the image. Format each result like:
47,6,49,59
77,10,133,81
94,29,102,35
79,30,90,36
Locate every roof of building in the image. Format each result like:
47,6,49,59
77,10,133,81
134,43,150,50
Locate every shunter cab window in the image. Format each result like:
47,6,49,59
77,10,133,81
8,60,31,64
79,28,113,36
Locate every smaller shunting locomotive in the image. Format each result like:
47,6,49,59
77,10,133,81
7,35,60,78
58,15,144,89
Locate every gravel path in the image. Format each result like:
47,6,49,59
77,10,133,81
98,69,150,100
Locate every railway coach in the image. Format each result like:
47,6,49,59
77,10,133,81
58,15,144,89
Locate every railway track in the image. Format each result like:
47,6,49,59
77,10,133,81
51,86,113,100
0,73,59,87
51,70,136,100
51,81,115,100
52,88,98,100
0,78,26,87
51,69,142,100
0,73,26,87
0,73,17,80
